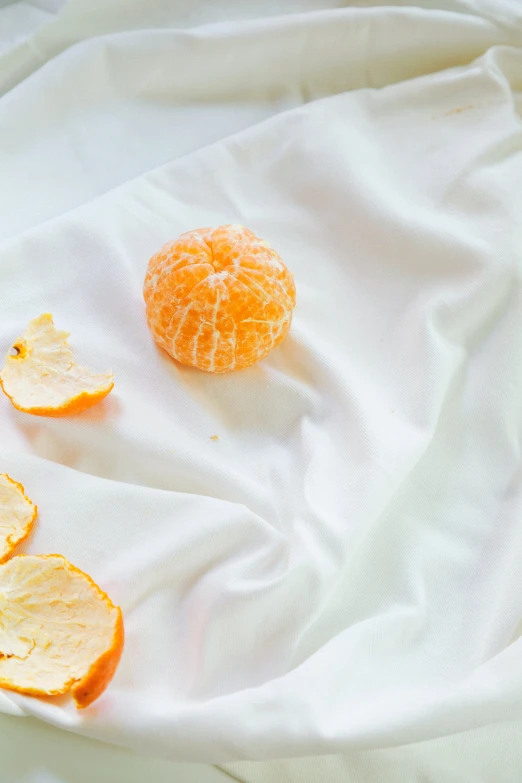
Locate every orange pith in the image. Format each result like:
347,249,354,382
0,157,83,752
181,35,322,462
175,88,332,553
0,554,124,708
0,314,114,416
144,225,296,373
0,475,37,564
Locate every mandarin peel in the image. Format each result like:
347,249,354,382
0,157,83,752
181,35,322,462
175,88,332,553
144,225,296,373
0,554,124,708
0,314,114,417
0,475,37,565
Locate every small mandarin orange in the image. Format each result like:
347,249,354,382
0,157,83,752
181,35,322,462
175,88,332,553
143,225,296,373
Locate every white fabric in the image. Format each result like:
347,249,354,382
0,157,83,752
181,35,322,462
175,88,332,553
0,715,233,783
1,1,522,781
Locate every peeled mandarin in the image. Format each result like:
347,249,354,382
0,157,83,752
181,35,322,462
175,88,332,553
143,225,296,373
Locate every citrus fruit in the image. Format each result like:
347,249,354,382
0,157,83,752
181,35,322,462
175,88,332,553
0,554,124,708
0,314,114,416
143,224,296,373
0,475,37,564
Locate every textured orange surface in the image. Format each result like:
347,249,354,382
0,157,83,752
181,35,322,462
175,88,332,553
144,225,296,372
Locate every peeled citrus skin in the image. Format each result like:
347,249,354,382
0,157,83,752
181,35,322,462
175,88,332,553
0,475,37,565
0,555,124,708
143,225,296,373
0,314,114,417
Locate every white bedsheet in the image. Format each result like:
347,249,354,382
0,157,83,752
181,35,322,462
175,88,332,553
1,1,522,781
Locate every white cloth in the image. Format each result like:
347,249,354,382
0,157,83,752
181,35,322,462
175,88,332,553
0,715,233,783
1,1,522,781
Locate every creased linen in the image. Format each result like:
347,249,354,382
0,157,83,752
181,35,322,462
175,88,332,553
1,1,522,780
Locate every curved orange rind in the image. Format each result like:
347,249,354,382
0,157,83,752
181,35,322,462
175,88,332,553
0,554,124,708
0,474,37,564
0,314,114,417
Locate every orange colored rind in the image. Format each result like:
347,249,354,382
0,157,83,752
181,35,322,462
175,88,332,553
0,474,37,564
144,225,296,373
0,554,123,708
0,314,114,417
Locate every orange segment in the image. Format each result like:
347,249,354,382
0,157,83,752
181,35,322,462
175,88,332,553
0,314,114,416
0,554,123,708
144,225,296,373
0,475,37,565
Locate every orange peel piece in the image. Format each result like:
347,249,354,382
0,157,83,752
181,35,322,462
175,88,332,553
0,475,37,564
0,314,114,416
0,554,124,708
